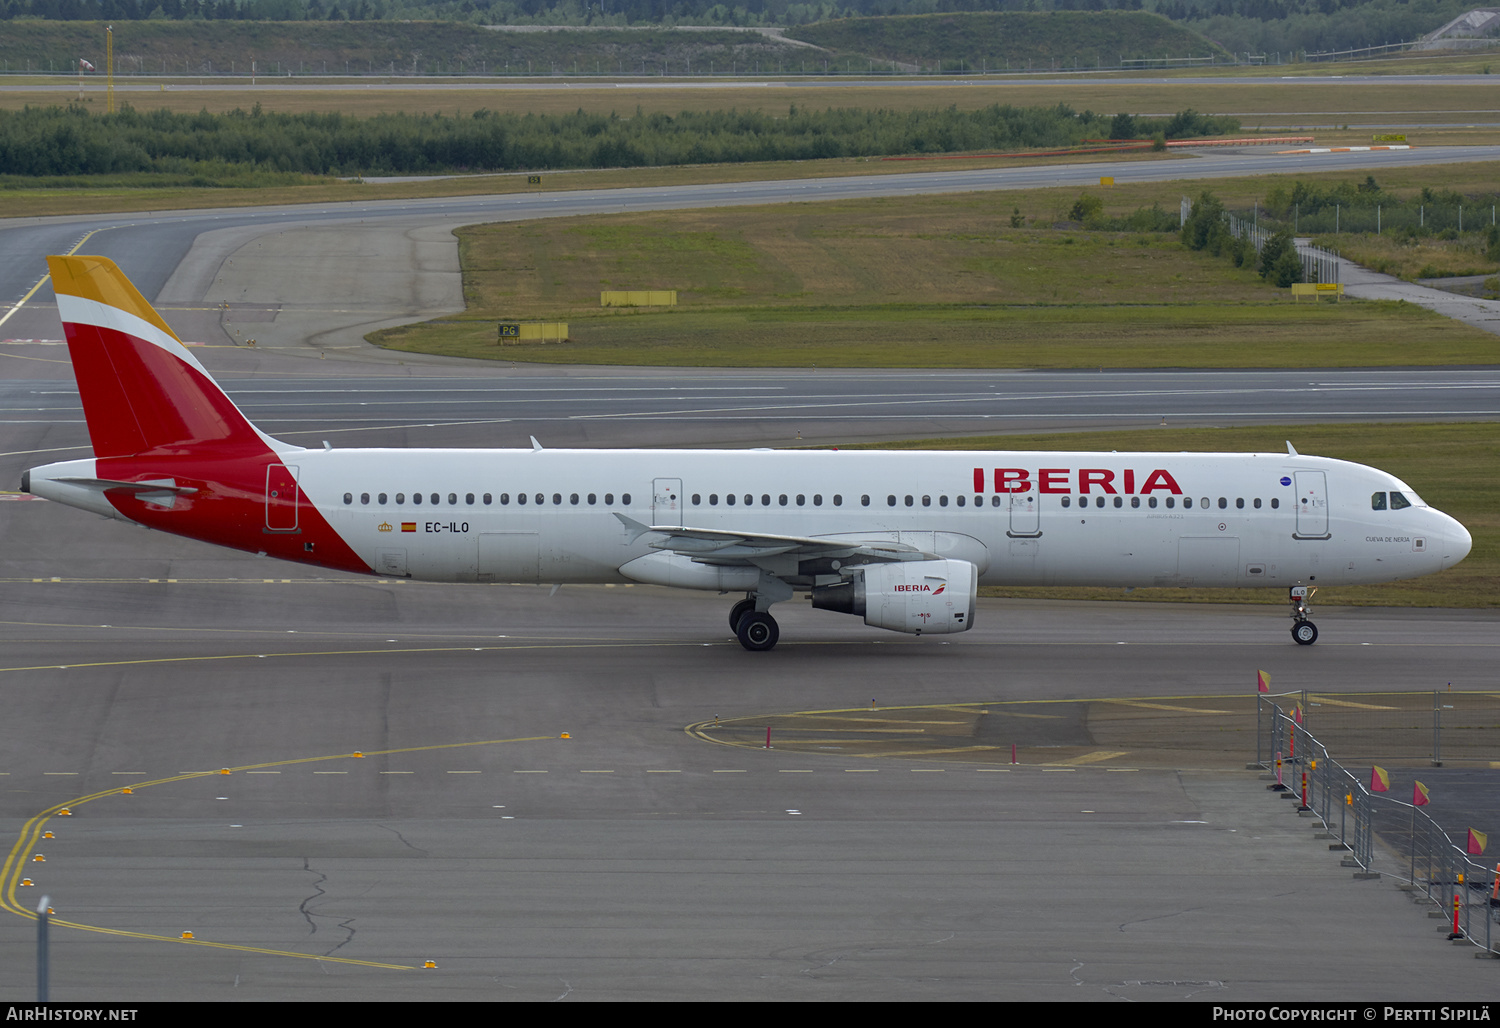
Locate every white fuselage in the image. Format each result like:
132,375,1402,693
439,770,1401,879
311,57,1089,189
249,447,1467,590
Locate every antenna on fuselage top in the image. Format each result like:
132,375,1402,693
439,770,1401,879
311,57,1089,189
1286,441,1299,456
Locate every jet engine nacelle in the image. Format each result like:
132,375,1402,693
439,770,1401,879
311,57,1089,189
811,558,977,635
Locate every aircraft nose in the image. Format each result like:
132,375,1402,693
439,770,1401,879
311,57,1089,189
1438,513,1472,569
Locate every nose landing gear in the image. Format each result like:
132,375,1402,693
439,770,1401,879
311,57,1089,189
1289,586,1318,646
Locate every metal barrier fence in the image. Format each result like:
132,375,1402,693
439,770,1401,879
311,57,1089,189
1223,212,1341,284
1255,692,1500,956
1290,204,1500,237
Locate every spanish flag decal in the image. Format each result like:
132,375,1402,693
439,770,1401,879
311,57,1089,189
402,523,416,533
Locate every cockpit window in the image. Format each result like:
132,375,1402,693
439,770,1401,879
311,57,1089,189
1389,491,1412,510
1371,492,1387,510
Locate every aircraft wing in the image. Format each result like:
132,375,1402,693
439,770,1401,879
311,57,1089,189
613,513,930,566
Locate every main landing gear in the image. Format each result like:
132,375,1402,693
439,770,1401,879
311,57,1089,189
729,597,780,652
1289,586,1318,646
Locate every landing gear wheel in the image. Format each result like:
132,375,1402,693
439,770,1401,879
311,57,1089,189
729,598,756,632
1291,620,1319,646
736,611,780,652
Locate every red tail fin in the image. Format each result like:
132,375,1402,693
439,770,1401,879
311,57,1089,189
48,255,276,460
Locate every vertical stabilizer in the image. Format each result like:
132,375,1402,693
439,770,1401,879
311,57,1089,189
47,255,280,460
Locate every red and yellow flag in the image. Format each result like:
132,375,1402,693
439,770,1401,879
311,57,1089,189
1468,829,1487,856
1413,782,1430,807
1257,670,1271,693
1370,766,1390,792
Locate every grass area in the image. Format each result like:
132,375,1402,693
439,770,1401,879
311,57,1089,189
372,302,1489,368
0,21,802,80
787,11,1229,69
4,17,1492,82
368,185,1500,368
1312,233,1500,282
6,80,1495,127
852,422,1498,609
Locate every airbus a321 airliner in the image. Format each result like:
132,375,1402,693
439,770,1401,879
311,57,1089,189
22,256,1473,651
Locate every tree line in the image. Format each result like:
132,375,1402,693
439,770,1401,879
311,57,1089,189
0,102,1238,178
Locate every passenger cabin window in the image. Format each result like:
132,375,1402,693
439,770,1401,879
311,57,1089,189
343,493,352,504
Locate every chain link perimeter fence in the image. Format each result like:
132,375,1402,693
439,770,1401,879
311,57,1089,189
1255,692,1500,955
